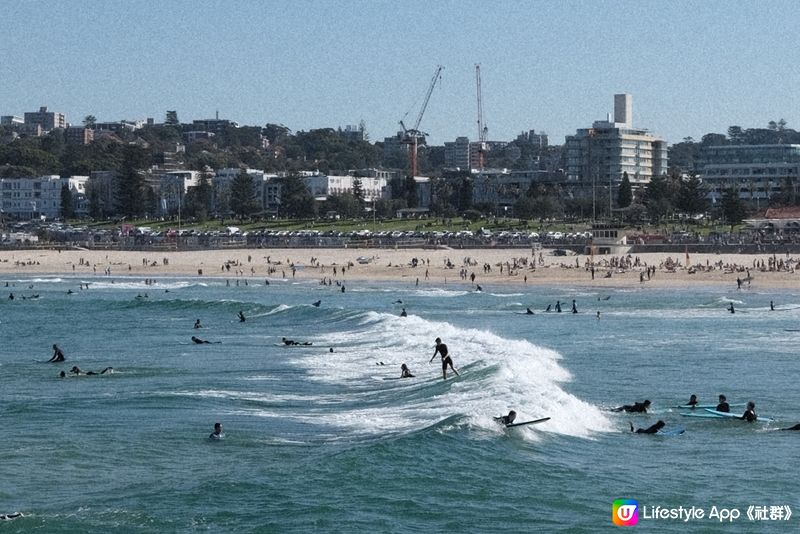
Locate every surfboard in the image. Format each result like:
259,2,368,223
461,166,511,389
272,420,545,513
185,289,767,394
506,417,550,428
703,408,774,421
680,412,728,418
673,403,746,409
657,427,685,436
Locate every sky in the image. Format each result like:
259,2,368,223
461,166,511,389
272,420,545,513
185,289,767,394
2,1,799,146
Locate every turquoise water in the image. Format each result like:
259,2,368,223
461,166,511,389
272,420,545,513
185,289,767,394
1,275,799,532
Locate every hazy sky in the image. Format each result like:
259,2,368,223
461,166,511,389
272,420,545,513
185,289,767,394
2,1,798,146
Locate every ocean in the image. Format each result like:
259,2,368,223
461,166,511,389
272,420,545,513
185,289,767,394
1,274,798,532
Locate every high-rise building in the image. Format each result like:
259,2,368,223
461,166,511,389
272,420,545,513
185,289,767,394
23,106,66,131
565,94,667,196
444,137,471,169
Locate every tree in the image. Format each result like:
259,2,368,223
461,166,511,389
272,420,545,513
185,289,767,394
83,115,97,128
229,170,259,220
189,169,214,221
675,174,708,216
727,125,744,144
115,146,149,217
352,176,365,215
60,183,74,219
165,110,180,126
720,187,747,227
617,172,633,208
643,174,673,222
279,174,316,219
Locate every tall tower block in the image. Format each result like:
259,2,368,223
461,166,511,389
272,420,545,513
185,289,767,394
614,94,632,127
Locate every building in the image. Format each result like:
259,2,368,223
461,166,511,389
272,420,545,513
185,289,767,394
516,129,549,149
67,176,90,216
192,118,238,134
93,121,140,134
0,116,24,127
23,106,66,132
382,132,408,162
211,168,280,216
565,94,667,197
444,137,471,169
65,126,94,145
87,171,118,216
699,144,800,207
155,171,200,215
302,174,387,202
0,175,64,219
340,124,365,142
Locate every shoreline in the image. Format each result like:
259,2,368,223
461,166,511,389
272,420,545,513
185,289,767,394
2,247,799,290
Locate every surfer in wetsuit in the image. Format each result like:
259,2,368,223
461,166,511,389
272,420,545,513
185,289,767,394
545,304,551,312
209,422,223,440
238,311,246,322
282,337,312,346
686,394,699,408
716,394,730,413
740,401,757,422
194,319,202,329
494,410,517,425
192,336,212,344
630,420,666,434
69,366,113,376
780,423,800,430
572,300,578,314
728,302,735,314
612,400,651,413
48,344,65,362
430,337,459,380
400,363,414,378
400,308,407,317
526,307,534,315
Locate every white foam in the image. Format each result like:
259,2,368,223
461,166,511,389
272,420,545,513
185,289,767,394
298,313,612,440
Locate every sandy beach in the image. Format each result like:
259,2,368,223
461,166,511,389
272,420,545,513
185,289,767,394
1,247,799,289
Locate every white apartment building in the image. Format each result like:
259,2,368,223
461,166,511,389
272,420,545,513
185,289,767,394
565,94,667,194
0,175,64,219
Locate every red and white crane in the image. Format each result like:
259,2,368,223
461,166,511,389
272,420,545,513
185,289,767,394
399,65,443,177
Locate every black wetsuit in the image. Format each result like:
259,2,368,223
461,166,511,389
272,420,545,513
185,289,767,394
634,422,665,434
434,342,453,371
615,402,649,413
716,402,730,413
741,409,757,422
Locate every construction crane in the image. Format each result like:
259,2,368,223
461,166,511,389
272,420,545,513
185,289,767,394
475,64,488,170
399,65,443,177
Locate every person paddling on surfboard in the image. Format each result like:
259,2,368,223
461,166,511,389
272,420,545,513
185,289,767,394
430,337,459,380
630,420,666,434
612,400,651,413
494,410,517,425
740,401,757,422
48,344,65,362
716,394,730,413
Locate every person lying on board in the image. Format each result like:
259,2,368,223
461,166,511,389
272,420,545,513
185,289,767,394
780,423,800,431
630,420,665,434
494,410,517,425
612,400,651,413
192,336,220,344
282,337,312,346
69,366,113,376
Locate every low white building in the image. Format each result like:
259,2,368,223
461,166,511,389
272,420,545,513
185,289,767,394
302,174,387,202
0,175,64,219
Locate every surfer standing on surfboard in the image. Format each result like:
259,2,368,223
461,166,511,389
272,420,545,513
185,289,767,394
430,337,459,380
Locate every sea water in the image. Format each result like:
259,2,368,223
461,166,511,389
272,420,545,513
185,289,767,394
1,275,798,532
